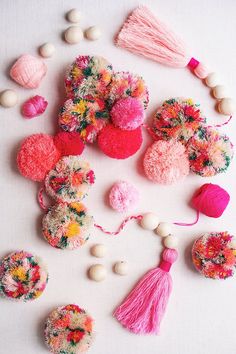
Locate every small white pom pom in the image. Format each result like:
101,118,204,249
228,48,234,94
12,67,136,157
66,9,81,23
39,43,55,58
205,72,220,88
164,235,178,249
88,264,107,282
212,85,228,99
155,222,172,237
218,98,236,115
85,26,102,41
140,213,160,230
0,89,18,108
90,244,106,258
64,26,83,44
114,261,128,275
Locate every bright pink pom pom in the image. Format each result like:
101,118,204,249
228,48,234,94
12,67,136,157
98,124,143,159
143,140,189,184
191,183,230,218
111,97,144,130
162,248,178,264
22,95,48,118
17,134,61,182
109,181,139,212
54,132,85,156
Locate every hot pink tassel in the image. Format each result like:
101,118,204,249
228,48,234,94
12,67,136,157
114,248,178,334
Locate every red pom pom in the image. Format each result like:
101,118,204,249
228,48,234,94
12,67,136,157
54,132,85,156
97,124,143,159
17,134,61,182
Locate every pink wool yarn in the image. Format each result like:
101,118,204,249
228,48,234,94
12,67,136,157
109,181,139,212
10,54,47,88
111,97,145,130
22,95,48,118
143,140,189,184
191,183,230,218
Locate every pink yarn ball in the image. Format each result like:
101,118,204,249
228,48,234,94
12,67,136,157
10,54,47,89
143,140,189,184
162,248,178,264
111,97,145,130
109,181,139,212
191,183,230,218
22,95,48,118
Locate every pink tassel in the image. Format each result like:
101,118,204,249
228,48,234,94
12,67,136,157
114,248,178,334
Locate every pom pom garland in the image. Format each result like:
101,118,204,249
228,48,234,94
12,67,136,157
44,304,94,353
54,131,85,156
111,97,145,130
0,251,48,301
109,181,139,212
22,95,48,118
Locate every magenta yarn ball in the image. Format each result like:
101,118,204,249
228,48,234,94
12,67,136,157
191,183,230,218
109,181,139,212
111,97,145,130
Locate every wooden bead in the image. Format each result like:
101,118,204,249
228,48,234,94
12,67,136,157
114,261,128,275
88,264,107,282
39,43,55,58
205,72,219,88
155,222,172,237
64,26,83,44
0,89,18,108
212,85,228,99
85,26,102,41
66,9,81,23
218,98,236,115
140,213,160,230
163,235,178,249
90,244,106,258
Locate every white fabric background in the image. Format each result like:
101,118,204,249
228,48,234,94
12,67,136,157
0,1,236,353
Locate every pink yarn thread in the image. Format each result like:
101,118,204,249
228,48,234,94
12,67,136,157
114,248,178,334
22,95,48,118
94,215,143,235
38,187,48,211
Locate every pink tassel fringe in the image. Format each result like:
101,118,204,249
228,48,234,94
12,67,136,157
116,5,189,68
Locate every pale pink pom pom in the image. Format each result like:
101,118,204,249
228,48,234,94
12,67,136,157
109,181,139,212
143,140,189,184
10,54,47,88
22,95,48,118
111,97,145,130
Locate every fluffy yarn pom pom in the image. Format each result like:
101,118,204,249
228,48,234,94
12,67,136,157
54,132,85,156
152,98,206,145
192,232,236,279
44,304,94,353
111,97,144,130
143,140,189,184
0,251,48,301
187,126,234,177
22,95,48,118
42,202,93,250
17,134,61,182
109,181,139,212
10,54,47,89
191,183,230,218
98,124,143,159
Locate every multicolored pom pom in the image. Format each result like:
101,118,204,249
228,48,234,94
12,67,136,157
106,71,149,109
42,202,93,250
192,232,236,279
65,55,113,99
143,140,189,184
152,98,206,144
0,251,48,301
58,97,109,143
98,124,143,159
54,132,85,156
109,181,139,212
111,97,145,130
187,126,233,177
45,156,95,203
44,304,94,353
17,134,61,182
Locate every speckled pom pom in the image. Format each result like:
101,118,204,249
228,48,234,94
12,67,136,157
17,134,61,182
152,98,206,145
58,97,109,143
65,55,113,99
44,304,94,353
143,140,189,184
45,156,95,203
111,97,145,130
109,181,139,212
98,124,143,159
0,251,48,301
192,232,236,279
42,202,93,250
187,126,233,177
22,95,48,118
54,132,85,156
106,71,149,109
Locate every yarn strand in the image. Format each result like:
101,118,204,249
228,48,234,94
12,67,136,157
174,210,200,226
94,215,143,235
38,186,48,211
